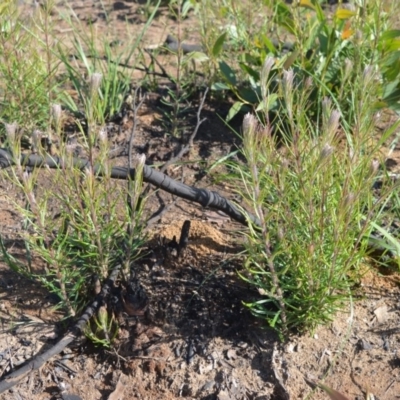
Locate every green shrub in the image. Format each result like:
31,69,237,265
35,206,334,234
2,80,146,318
215,58,394,337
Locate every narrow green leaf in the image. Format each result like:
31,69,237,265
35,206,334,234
298,0,315,10
183,51,209,64
369,221,400,257
381,29,400,41
226,101,245,121
261,34,278,53
317,383,350,400
211,82,230,91
313,0,326,23
335,8,356,20
212,32,227,57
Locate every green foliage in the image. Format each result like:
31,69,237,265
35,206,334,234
0,0,152,346
212,0,394,125
57,1,161,124
0,2,61,135
0,0,399,347
214,53,395,336
84,305,119,348
2,80,146,318
5,150,146,316
379,28,400,112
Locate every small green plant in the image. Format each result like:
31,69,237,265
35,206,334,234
84,305,119,348
157,0,200,138
2,79,146,317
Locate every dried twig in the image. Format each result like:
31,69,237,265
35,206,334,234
271,344,290,400
144,48,171,80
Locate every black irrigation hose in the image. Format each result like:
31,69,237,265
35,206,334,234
0,149,261,227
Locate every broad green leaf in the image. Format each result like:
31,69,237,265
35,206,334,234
219,61,237,85
335,9,356,20
283,50,299,70
239,63,260,81
383,79,400,97
226,101,245,121
239,87,260,103
384,39,400,52
212,32,227,57
372,101,388,110
381,52,400,81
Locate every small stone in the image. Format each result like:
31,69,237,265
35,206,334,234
374,305,389,324
226,349,237,360
217,390,231,400
357,338,373,351
201,380,215,391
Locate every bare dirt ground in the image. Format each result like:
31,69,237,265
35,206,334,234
1,1,400,399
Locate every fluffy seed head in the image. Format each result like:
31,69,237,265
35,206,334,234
5,122,18,143
32,129,42,152
326,110,340,138
89,73,103,98
283,69,294,94
242,113,258,138
319,143,334,163
369,159,379,176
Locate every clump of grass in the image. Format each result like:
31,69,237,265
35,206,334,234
0,0,61,136
57,0,161,125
